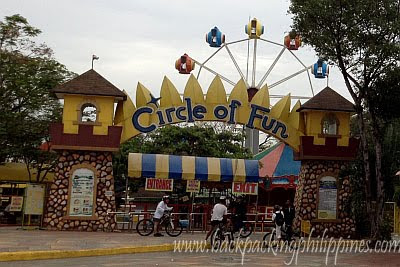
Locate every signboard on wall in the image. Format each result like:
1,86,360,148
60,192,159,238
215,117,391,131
69,168,95,217
186,180,200,193
10,196,23,212
318,176,338,220
24,184,45,215
232,182,258,195
145,178,173,191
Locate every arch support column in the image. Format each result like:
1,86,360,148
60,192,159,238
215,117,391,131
293,159,356,238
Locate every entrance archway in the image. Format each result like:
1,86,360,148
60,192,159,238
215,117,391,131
114,75,304,152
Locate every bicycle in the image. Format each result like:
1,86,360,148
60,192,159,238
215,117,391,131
210,221,234,250
231,215,254,238
263,224,299,248
136,211,183,237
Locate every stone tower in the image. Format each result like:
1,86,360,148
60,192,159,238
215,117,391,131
294,87,359,237
44,69,126,231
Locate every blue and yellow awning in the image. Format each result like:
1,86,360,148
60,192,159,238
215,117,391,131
128,153,260,183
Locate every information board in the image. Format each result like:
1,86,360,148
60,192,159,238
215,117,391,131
69,168,95,217
24,184,45,215
318,176,338,220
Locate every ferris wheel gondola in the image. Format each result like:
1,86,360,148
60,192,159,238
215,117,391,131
175,18,326,99
284,31,302,50
206,27,225,47
174,18,329,153
175,54,195,74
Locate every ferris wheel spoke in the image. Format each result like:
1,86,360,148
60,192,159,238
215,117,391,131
268,66,312,89
192,59,236,86
225,38,250,45
259,38,285,48
286,49,315,96
306,70,315,96
270,94,311,100
197,46,225,80
202,45,225,65
225,45,249,87
257,47,286,88
196,66,203,80
251,38,258,87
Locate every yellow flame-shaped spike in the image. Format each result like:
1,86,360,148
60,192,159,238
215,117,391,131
288,100,305,133
250,84,270,108
115,93,140,143
136,82,152,108
160,76,182,107
206,76,227,104
114,90,136,125
270,94,291,122
183,74,205,105
228,79,249,106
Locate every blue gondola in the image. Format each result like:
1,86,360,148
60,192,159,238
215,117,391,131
205,27,225,47
312,59,329,79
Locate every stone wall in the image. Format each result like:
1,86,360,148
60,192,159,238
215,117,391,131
293,160,356,238
44,150,116,231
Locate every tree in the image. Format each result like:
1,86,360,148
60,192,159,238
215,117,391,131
0,14,75,182
113,125,252,193
289,0,400,238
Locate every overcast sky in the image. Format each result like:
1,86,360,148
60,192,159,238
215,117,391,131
1,0,352,105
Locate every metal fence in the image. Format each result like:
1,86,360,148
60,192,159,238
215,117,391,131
106,211,274,233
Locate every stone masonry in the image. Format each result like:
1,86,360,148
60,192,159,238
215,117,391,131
44,150,116,231
293,160,356,238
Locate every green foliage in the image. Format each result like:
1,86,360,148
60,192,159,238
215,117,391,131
113,125,251,193
0,14,75,181
290,0,400,239
290,1,400,80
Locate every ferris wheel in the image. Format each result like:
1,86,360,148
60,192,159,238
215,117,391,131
174,18,330,153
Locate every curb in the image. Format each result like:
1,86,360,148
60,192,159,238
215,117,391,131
0,244,174,262
0,239,366,262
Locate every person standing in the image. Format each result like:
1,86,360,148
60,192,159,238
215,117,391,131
153,196,173,237
283,200,295,241
230,195,247,233
205,196,228,240
272,205,284,241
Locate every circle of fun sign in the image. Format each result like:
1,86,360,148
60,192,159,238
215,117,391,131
114,75,304,151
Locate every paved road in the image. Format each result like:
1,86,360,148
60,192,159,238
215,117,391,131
0,227,216,252
2,251,400,267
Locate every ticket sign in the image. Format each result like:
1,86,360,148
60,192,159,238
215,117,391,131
186,180,200,193
232,182,258,195
10,196,23,212
145,178,173,192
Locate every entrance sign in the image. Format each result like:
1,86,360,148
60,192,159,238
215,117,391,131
318,176,338,219
24,184,45,215
186,180,200,193
10,196,23,212
232,182,258,195
69,168,96,217
145,178,173,192
133,98,289,139
115,76,303,151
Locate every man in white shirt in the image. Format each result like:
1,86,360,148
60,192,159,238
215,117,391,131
272,205,285,240
153,196,173,237
205,196,228,240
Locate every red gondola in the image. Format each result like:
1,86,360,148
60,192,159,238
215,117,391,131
284,32,301,50
175,54,195,74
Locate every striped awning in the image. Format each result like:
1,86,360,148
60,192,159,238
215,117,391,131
254,142,301,178
128,153,260,182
